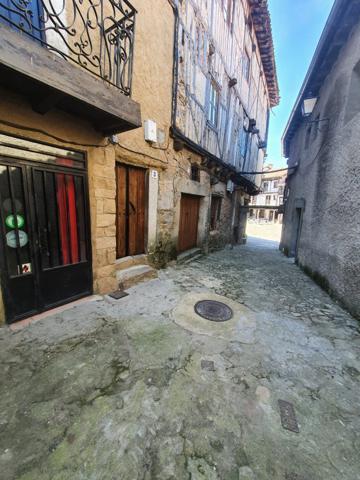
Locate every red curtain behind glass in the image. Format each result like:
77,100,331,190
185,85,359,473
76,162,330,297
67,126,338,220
55,159,79,265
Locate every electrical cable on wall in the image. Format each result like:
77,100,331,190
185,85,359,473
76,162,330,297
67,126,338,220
0,119,111,148
0,118,170,166
238,166,297,175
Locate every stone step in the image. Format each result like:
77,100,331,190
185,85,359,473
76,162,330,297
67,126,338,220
183,253,204,265
177,248,202,265
116,264,158,290
115,254,148,271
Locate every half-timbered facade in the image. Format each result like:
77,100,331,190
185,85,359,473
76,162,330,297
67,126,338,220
170,0,279,249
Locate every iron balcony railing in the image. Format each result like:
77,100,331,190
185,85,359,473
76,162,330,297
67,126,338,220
0,0,136,95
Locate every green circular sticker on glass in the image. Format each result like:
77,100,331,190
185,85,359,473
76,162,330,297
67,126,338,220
5,214,24,229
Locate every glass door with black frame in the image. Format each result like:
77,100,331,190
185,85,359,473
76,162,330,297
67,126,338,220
0,157,92,324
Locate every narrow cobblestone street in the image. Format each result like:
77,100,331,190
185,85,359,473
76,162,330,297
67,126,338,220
1,238,359,480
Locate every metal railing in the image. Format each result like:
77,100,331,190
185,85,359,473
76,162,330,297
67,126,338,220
0,0,136,95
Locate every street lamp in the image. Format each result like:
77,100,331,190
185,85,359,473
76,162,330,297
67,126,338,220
301,95,317,117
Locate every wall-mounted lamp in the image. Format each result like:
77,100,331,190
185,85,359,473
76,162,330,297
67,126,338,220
301,96,317,117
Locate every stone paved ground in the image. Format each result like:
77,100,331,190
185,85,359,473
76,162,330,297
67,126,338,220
246,221,282,242
1,238,360,480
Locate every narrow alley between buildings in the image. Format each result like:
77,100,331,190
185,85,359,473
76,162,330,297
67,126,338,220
1,238,359,480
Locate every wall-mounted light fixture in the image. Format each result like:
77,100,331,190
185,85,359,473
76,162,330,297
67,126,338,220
301,95,317,117
301,94,329,128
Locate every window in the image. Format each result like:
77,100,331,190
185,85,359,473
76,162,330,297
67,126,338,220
265,195,271,206
273,195,277,201
263,182,269,192
273,180,278,189
208,81,219,127
242,50,251,82
191,164,200,182
210,196,222,230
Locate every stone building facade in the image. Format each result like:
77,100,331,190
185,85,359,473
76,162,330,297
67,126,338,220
170,0,279,252
280,0,360,319
0,0,278,324
249,166,286,223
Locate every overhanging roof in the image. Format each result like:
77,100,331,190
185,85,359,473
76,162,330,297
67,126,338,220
282,0,360,157
249,0,280,107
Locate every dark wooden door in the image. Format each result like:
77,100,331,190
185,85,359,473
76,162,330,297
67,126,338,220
116,164,146,258
0,159,92,323
178,194,200,253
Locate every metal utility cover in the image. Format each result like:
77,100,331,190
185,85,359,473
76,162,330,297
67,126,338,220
285,473,304,480
108,290,129,300
194,300,233,322
278,400,300,433
201,360,215,371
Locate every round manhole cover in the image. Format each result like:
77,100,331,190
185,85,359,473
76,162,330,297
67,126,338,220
194,300,233,322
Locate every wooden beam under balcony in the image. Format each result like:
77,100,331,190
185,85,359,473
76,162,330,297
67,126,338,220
0,24,142,136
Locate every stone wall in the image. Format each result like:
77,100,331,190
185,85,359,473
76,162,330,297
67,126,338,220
0,87,122,324
88,146,118,294
281,22,360,319
208,183,233,251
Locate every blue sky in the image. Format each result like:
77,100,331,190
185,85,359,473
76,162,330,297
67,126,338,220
266,0,335,167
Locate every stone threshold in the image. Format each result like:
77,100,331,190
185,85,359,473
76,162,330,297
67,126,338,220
8,295,103,332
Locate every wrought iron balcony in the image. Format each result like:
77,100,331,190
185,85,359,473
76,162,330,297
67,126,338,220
0,0,136,96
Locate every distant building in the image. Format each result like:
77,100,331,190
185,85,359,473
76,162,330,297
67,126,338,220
249,166,286,223
280,0,360,319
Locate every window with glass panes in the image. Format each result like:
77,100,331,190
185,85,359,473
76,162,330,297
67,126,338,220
207,81,219,127
239,126,249,159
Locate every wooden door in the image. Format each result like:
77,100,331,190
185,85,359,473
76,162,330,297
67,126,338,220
116,164,146,258
178,194,200,253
